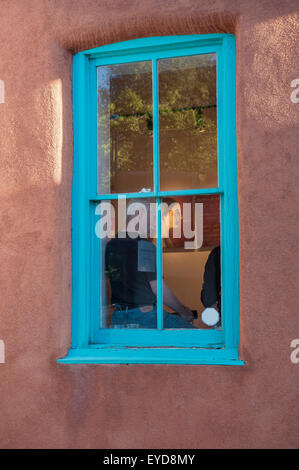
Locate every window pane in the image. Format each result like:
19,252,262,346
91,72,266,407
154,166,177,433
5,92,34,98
158,54,218,191
97,62,153,194
96,198,158,329
161,195,221,329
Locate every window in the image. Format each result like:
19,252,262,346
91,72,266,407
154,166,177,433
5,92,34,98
58,34,242,365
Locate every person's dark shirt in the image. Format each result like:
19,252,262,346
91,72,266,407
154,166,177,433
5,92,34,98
105,236,157,308
201,246,221,311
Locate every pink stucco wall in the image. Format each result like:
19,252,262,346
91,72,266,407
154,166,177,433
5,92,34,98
0,0,298,449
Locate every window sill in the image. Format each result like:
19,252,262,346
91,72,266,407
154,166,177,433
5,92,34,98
57,346,244,365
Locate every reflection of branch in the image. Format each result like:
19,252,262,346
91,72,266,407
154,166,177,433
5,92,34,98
110,104,216,130
110,104,216,119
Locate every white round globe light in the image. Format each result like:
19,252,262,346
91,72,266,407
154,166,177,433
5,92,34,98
201,307,220,326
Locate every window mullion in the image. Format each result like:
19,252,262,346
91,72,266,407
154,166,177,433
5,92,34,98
152,58,163,329
156,197,163,330
152,58,159,195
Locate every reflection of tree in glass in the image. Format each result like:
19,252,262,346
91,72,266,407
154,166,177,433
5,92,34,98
158,55,217,185
97,54,217,187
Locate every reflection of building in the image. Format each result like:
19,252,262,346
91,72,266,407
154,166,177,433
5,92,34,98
161,195,220,250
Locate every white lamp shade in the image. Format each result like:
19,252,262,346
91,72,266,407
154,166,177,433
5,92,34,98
201,307,220,326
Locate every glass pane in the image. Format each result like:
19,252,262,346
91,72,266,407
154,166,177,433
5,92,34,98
97,61,153,194
158,54,217,191
96,197,159,329
161,195,221,329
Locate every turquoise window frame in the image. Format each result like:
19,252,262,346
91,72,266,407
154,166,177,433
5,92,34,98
58,34,243,365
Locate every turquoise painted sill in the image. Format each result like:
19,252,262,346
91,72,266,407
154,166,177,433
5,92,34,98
57,347,244,365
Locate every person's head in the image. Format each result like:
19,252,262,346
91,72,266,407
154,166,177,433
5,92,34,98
161,199,182,239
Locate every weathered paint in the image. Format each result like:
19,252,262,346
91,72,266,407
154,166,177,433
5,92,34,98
0,0,298,449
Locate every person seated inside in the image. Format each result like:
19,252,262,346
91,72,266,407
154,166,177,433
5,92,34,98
201,245,221,327
105,199,195,329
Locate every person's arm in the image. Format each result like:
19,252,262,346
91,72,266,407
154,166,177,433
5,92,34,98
201,247,220,309
105,275,112,303
150,280,194,322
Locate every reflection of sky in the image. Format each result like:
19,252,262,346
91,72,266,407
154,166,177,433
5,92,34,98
97,53,216,110
98,60,152,80
97,66,111,92
97,62,152,100
158,53,216,72
97,53,216,88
